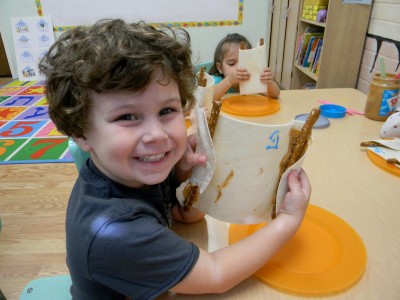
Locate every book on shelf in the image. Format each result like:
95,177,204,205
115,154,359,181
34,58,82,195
295,27,323,67
294,35,303,65
310,39,323,74
303,36,321,68
315,57,321,76
303,82,316,89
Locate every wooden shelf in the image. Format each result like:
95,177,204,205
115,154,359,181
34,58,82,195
299,18,326,28
295,64,318,81
291,1,372,89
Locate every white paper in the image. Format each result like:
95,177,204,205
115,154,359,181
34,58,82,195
177,112,310,224
238,44,268,95
366,138,400,169
11,16,55,81
366,139,400,151
368,147,400,168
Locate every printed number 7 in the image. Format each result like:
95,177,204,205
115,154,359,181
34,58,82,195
30,139,66,159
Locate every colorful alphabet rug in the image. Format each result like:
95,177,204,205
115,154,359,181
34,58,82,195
0,79,73,164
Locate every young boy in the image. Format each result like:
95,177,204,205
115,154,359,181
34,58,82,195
39,19,311,299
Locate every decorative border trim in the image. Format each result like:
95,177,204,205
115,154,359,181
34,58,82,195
36,0,243,32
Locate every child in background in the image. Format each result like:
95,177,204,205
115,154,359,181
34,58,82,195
39,19,311,299
209,33,281,100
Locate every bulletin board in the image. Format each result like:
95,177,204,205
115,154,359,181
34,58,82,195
35,0,244,32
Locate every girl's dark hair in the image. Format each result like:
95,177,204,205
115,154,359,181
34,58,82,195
209,33,252,75
39,19,196,137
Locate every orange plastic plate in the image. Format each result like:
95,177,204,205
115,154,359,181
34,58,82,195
366,149,400,177
185,118,191,129
229,205,367,295
221,95,280,117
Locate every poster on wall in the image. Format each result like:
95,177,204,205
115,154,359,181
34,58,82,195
10,16,55,81
36,0,242,31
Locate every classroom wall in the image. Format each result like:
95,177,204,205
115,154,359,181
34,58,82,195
0,0,271,78
356,0,400,94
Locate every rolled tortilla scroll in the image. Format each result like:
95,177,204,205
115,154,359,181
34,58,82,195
183,102,221,211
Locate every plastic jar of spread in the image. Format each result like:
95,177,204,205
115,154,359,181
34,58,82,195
364,73,400,121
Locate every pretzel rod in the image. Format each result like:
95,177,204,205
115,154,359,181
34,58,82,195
198,66,207,87
183,184,199,212
271,129,299,219
360,141,383,147
183,101,222,211
207,100,222,139
286,107,320,168
240,41,245,50
387,158,400,165
271,107,320,219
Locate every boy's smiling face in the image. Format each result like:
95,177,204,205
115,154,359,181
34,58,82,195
74,70,187,188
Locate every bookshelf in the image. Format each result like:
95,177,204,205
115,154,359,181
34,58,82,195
291,0,372,89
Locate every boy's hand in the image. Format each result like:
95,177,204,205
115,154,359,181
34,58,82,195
175,134,206,182
229,67,250,85
277,169,311,225
260,67,275,85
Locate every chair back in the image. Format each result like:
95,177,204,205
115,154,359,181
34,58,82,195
19,275,72,300
68,139,90,171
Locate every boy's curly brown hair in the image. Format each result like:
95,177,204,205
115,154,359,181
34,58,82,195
39,19,196,137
